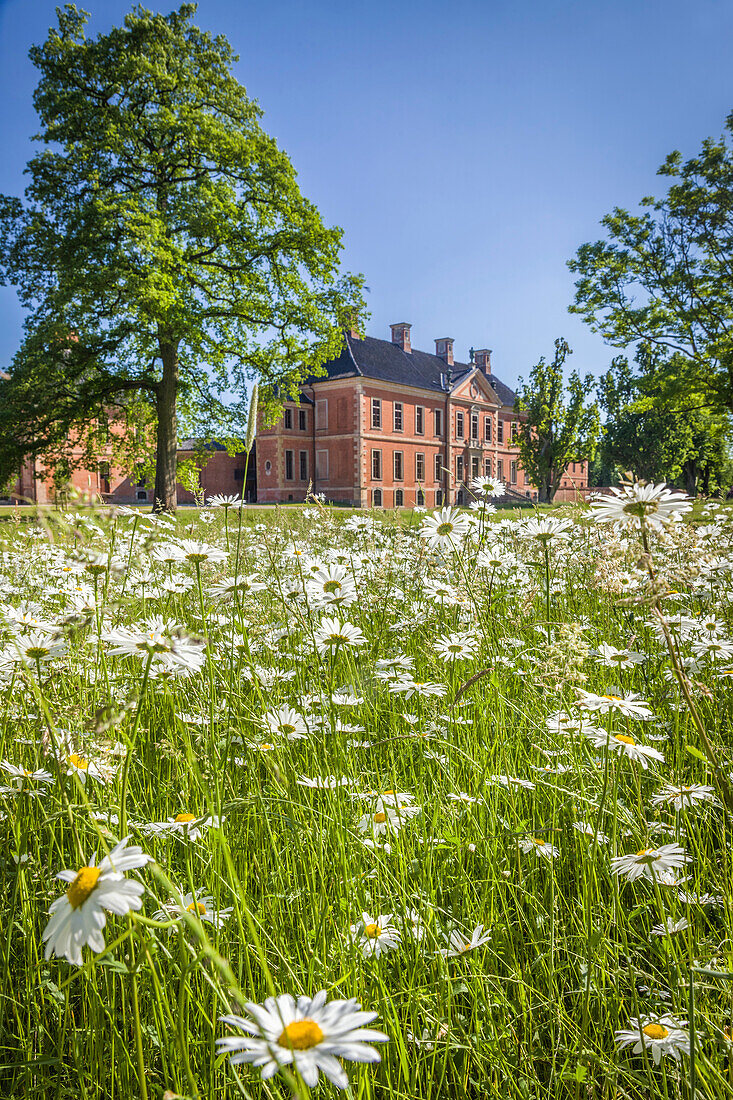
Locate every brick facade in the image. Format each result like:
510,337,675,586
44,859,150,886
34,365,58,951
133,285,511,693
256,326,589,506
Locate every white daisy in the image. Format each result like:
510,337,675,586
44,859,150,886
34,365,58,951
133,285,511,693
348,912,401,958
217,989,388,1089
614,1015,690,1064
610,842,689,884
591,482,692,532
650,783,717,811
419,507,471,549
440,923,491,958
312,616,366,656
43,837,151,965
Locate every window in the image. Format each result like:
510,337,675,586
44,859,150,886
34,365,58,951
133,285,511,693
510,461,517,484
264,460,272,475
511,421,518,444
285,450,294,480
316,399,328,430
416,489,425,506
436,489,444,506
98,413,109,445
571,461,576,473
470,411,479,440
484,457,492,477
393,451,404,480
136,489,148,501
299,451,308,481
497,419,504,444
415,406,424,434
316,449,329,479
456,455,464,481
371,398,382,429
284,408,293,429
394,489,404,507
98,461,110,494
471,456,479,479
299,409,307,431
434,453,443,481
456,412,464,439
372,488,382,507
435,408,443,436
415,453,425,481
371,449,382,479
484,416,492,442
393,402,403,431
497,460,504,481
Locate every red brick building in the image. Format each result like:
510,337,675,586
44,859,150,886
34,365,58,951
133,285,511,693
256,324,588,506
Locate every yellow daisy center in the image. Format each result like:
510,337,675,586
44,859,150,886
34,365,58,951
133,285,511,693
67,866,102,909
436,522,454,536
67,754,89,770
635,847,651,858
373,812,387,824
603,694,623,701
280,724,296,735
277,1019,324,1050
259,743,274,751
186,901,207,915
364,922,382,938
174,813,196,823
532,837,546,846
614,734,635,746
323,580,342,593
642,1023,669,1040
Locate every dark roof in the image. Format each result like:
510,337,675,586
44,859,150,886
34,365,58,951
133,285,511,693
309,333,516,406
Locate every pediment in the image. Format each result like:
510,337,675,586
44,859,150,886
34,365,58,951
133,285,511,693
451,369,503,406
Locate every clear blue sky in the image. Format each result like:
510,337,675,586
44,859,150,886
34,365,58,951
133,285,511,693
1,0,732,390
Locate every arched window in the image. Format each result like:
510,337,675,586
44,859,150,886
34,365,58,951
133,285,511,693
456,489,464,505
416,489,425,506
372,488,382,507
435,489,444,506
394,489,404,507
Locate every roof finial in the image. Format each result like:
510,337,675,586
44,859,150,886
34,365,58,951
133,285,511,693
469,346,475,363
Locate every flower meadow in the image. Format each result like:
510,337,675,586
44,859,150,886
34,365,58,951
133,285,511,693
1,485,733,1099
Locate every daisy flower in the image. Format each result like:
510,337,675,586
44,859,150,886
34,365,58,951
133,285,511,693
576,690,654,720
169,539,228,565
217,989,387,1089
357,805,404,837
519,836,560,859
650,783,717,811
589,730,665,769
522,516,573,543
591,482,692,532
297,775,351,789
470,476,505,498
651,916,689,936
0,761,53,788
145,812,222,842
43,837,151,965
307,565,357,608
419,507,471,549
433,632,479,662
312,616,366,656
440,923,491,958
614,1015,690,1064
610,842,689,884
261,706,309,741
207,494,242,509
348,912,401,958
488,774,536,790
153,889,233,930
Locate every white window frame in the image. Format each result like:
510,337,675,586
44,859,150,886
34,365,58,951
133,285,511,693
371,398,382,429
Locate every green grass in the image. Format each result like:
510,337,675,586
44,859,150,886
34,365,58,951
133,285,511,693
0,498,731,1099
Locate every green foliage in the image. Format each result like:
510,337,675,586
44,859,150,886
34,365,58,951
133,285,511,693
598,355,733,495
513,338,599,501
569,110,733,414
0,3,365,509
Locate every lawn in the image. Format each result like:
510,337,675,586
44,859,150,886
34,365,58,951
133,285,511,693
0,491,730,1099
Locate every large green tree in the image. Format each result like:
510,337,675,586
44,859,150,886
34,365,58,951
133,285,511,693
569,111,733,415
0,4,364,510
598,355,732,495
513,338,599,502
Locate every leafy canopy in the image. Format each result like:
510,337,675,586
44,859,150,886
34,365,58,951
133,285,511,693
569,111,733,414
513,338,599,502
0,3,364,504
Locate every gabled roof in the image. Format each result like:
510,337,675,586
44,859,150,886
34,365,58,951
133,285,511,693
308,333,516,407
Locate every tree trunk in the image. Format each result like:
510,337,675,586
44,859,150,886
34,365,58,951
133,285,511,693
539,480,552,503
682,459,698,498
154,340,179,512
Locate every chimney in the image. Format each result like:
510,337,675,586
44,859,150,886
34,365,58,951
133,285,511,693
435,337,454,366
390,321,411,353
474,348,492,375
